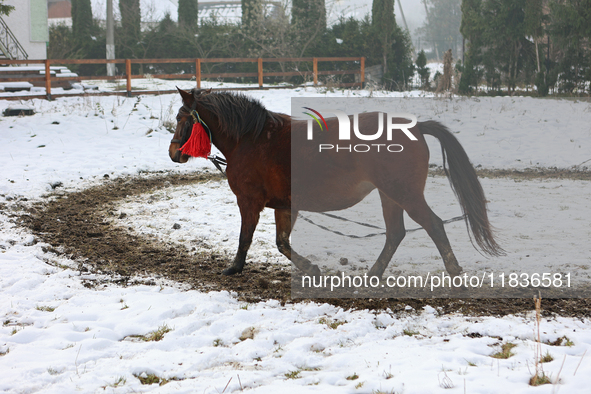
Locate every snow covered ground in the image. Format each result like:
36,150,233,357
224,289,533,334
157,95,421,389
1,84,590,392
118,176,591,292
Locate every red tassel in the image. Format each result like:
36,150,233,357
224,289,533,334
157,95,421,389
179,123,211,158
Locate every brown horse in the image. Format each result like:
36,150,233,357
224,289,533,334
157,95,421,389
169,88,503,279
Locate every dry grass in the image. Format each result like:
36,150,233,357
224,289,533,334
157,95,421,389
491,342,517,359
284,370,301,379
135,373,172,386
126,324,172,342
529,373,552,386
35,305,56,312
318,317,345,330
540,351,554,363
530,295,551,386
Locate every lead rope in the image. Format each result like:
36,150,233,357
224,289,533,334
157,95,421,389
208,155,227,176
298,213,466,239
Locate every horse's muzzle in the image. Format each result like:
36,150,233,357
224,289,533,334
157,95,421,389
169,145,189,163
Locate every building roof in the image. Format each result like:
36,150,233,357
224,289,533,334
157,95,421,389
48,1,71,19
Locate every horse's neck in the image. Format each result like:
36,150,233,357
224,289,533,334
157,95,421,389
196,105,236,159
211,133,236,159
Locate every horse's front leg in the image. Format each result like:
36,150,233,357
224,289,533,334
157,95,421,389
222,202,261,275
275,209,321,277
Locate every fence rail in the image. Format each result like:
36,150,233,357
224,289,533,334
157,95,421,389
0,57,365,100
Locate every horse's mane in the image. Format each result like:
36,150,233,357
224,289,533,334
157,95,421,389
191,89,285,141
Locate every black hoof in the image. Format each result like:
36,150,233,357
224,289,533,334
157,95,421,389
222,265,242,276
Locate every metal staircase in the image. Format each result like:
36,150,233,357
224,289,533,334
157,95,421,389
0,16,28,61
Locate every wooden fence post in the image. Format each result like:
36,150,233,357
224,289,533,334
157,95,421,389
360,57,365,87
196,58,201,89
313,57,318,86
125,59,132,97
44,59,51,100
258,58,263,88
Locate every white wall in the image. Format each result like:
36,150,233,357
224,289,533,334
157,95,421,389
3,0,48,60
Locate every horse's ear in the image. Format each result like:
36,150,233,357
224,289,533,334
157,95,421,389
176,87,193,104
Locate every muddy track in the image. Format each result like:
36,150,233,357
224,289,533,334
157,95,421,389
15,169,591,317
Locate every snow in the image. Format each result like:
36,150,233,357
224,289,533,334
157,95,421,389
0,82,33,89
1,83,590,392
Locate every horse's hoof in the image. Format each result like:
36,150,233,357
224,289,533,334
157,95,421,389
222,265,242,276
367,267,384,280
447,265,463,277
308,265,322,277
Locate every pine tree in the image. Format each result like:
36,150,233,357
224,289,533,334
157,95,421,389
71,0,93,51
459,0,483,93
416,49,430,88
548,0,591,93
291,0,327,37
371,0,395,75
178,0,198,28
119,0,141,58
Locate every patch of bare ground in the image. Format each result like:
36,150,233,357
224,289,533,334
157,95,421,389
430,167,591,180
12,170,591,317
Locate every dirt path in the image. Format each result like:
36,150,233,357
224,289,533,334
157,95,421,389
13,170,591,317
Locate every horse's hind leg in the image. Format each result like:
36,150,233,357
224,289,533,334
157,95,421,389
401,196,463,276
275,209,322,277
367,191,406,279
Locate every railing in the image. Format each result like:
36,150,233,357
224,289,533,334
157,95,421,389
0,57,365,100
0,16,28,61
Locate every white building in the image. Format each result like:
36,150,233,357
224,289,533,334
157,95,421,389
1,0,49,60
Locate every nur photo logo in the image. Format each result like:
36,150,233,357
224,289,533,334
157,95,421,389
302,107,419,153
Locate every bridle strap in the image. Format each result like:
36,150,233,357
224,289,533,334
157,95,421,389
170,98,199,145
170,96,227,176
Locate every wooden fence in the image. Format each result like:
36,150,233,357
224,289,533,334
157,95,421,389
0,57,365,100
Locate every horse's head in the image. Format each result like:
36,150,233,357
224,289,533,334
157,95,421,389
169,88,212,163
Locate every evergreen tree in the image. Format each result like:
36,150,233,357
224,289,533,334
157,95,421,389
524,0,545,94
371,0,395,75
178,0,198,28
48,24,75,59
325,15,414,89
524,0,543,72
71,0,93,51
119,0,141,58
548,0,591,93
459,0,484,93
291,0,327,40
416,49,430,88
459,0,534,94
242,0,264,31
0,0,15,16
483,0,529,93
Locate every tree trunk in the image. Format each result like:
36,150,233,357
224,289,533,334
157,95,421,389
535,37,540,73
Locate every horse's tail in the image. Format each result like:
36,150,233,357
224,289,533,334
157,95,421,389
419,120,504,257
